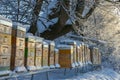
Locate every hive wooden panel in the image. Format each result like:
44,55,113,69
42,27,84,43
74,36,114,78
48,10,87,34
54,49,60,67
0,24,12,34
16,38,25,48
60,40,77,66
81,44,85,64
34,37,43,69
0,33,11,46
35,37,43,57
76,46,80,65
0,16,12,74
87,46,91,63
98,52,101,65
90,47,100,65
25,37,35,48
35,57,42,67
25,35,35,58
14,57,24,67
58,45,74,68
42,42,49,68
54,49,59,64
47,41,55,67
84,45,88,64
24,35,36,71
25,48,35,57
25,57,35,66
0,56,10,70
15,48,25,57
79,45,83,63
11,23,26,71
0,45,11,56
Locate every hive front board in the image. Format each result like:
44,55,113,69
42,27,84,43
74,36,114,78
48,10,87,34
58,45,74,68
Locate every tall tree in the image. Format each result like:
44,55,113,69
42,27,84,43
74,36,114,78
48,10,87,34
28,0,43,35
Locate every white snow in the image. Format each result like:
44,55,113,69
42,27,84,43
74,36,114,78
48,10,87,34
37,0,59,33
14,66,27,72
0,15,12,27
13,22,26,31
68,68,120,80
56,44,73,49
26,66,36,71
48,68,120,80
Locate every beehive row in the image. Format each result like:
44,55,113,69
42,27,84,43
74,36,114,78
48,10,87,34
0,16,101,76
57,40,101,68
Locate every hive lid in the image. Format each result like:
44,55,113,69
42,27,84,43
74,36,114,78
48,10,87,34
0,15,12,27
60,40,76,45
44,40,55,46
13,22,26,31
26,33,35,39
35,36,44,42
43,41,49,47
57,44,73,49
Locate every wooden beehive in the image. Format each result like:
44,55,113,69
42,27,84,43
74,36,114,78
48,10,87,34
90,47,101,65
11,23,26,72
54,48,60,68
81,43,85,66
98,52,101,65
35,37,43,69
0,33,11,46
58,45,74,68
86,45,91,64
76,45,80,66
0,16,12,75
79,44,83,65
60,40,77,67
25,35,36,71
45,40,55,68
42,42,49,68
84,44,88,65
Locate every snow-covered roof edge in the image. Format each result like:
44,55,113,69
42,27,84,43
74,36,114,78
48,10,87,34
0,15,12,27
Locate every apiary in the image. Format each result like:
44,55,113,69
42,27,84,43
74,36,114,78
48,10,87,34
11,23,26,72
35,37,43,69
45,40,55,68
54,48,60,68
57,45,74,68
25,35,36,71
0,16,12,76
42,42,49,68
90,47,101,66
60,40,77,67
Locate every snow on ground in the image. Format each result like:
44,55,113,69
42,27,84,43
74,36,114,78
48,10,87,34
6,68,120,80
65,68,120,80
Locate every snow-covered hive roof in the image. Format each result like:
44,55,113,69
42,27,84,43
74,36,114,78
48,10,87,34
35,36,44,42
44,40,55,46
0,15,12,27
57,44,73,49
12,22,26,31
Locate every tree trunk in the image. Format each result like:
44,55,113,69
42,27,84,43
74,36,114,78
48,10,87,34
40,0,70,40
28,0,43,35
